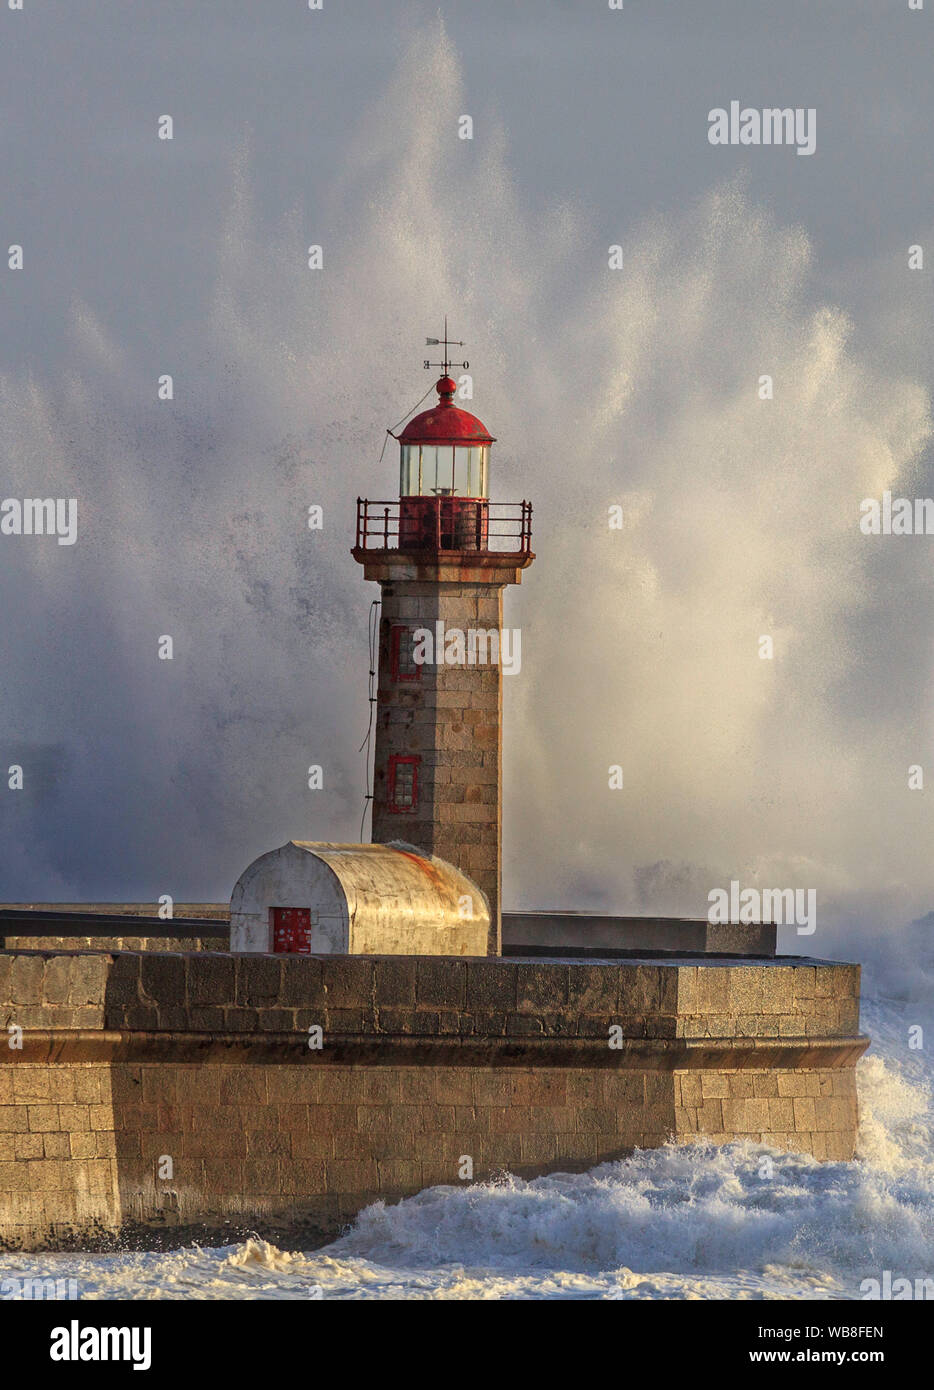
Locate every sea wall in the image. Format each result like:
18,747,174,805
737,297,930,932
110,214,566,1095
0,950,868,1251
0,904,228,953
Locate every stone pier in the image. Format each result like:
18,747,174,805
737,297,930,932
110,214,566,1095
0,950,868,1251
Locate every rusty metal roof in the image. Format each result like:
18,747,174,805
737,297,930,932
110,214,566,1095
397,375,495,445
288,840,490,941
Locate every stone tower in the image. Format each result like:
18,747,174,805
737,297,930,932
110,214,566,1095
352,339,533,954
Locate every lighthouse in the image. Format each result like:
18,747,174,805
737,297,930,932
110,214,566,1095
352,330,534,955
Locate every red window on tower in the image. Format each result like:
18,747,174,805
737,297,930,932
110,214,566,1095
271,907,313,953
390,624,421,682
387,754,420,813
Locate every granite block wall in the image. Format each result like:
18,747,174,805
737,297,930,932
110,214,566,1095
371,581,508,953
0,950,868,1250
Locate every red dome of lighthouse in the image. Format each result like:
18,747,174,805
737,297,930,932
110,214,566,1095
397,376,495,445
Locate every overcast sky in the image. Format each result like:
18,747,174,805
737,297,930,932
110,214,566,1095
2,1,933,960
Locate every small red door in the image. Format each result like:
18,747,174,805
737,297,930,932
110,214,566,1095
271,907,312,954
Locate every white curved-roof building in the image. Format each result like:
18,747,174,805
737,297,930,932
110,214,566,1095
230,840,490,956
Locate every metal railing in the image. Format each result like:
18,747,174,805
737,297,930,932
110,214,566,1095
355,497,533,555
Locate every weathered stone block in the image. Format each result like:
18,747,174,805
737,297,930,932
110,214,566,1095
516,963,568,1013
727,967,768,1015
576,1106,618,1134
604,1073,645,1104
43,957,74,1005
767,1097,796,1129
566,965,618,1015
432,1068,473,1105
618,966,663,1014
678,1074,703,1107
10,957,43,1006
138,955,186,1010
325,1158,379,1192
694,968,731,1012
26,1106,59,1134
187,956,235,1007
278,957,324,1007
695,1099,724,1132
187,1006,228,1033
15,1133,44,1159
254,1006,298,1032
70,955,110,1007
235,956,281,1007
466,962,516,1011
488,1105,531,1134
814,965,859,999
792,1096,817,1131
565,1072,604,1106
322,958,373,1009
102,956,142,1010
506,1013,545,1036
13,1071,50,1104
416,958,466,1009
372,958,417,1008
68,1131,97,1160
519,1133,558,1164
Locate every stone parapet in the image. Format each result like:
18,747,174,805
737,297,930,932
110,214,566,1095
0,951,863,1040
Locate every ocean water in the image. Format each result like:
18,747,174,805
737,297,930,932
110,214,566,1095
1,992,931,1301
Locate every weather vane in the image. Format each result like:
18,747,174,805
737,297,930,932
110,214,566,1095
424,315,469,375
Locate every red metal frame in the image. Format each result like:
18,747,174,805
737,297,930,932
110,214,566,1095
355,497,532,554
390,624,421,683
270,906,313,954
386,753,420,813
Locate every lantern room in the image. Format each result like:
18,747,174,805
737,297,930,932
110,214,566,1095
353,328,533,558
397,375,494,500
394,374,496,550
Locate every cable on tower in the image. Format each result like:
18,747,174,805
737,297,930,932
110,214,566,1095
358,597,380,839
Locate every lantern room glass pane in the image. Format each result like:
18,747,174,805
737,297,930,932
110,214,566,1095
451,446,490,497
474,446,489,497
452,448,470,497
400,444,420,495
427,446,455,496
399,442,489,497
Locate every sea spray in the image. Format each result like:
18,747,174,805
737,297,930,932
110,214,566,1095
0,21,932,932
